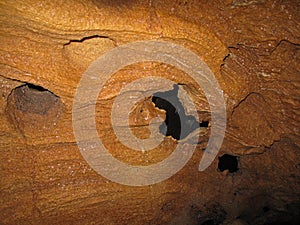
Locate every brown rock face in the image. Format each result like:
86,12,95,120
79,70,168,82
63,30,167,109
0,0,299,224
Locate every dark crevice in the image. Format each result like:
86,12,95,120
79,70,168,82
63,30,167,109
26,83,50,92
230,91,264,117
18,82,58,97
228,39,300,56
221,53,231,67
218,154,238,173
152,84,208,140
228,45,239,50
63,35,116,46
267,39,300,56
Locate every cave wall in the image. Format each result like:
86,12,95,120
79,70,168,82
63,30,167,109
0,0,299,224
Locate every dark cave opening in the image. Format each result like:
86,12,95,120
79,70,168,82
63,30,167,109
218,154,238,173
152,84,207,140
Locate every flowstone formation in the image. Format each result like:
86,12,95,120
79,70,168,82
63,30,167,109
0,0,299,224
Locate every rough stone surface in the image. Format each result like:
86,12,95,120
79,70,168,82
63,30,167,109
0,0,299,224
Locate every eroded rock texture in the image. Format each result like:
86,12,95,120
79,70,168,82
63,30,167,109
0,0,299,224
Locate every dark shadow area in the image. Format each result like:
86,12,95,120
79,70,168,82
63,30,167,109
200,219,215,225
152,84,207,140
26,83,49,92
218,154,238,173
199,120,209,127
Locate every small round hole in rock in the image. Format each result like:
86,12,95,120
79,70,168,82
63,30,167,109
218,154,238,173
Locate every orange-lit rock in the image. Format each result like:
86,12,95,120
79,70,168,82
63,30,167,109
0,0,299,224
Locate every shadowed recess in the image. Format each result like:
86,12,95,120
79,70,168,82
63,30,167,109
152,84,208,140
218,154,238,173
12,83,59,115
